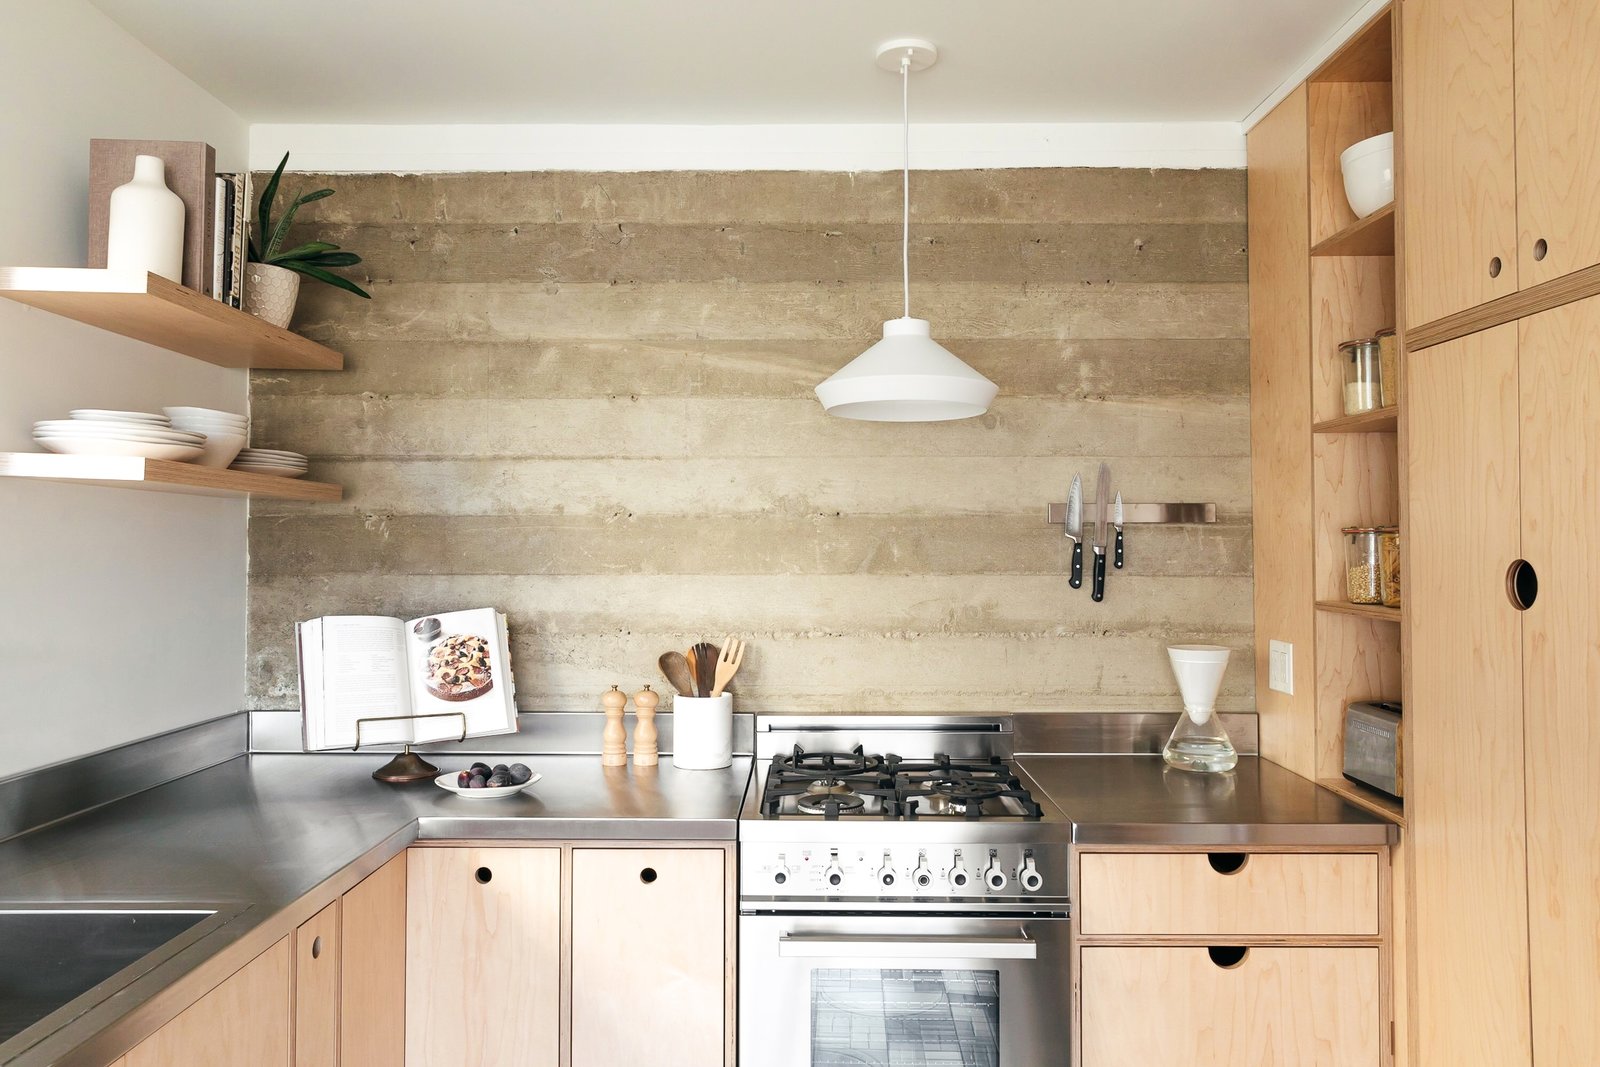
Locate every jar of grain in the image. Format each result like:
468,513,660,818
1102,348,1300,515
1379,526,1402,608
1375,328,1399,408
1344,526,1383,604
1341,338,1383,415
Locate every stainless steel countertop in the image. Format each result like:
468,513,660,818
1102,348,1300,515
0,752,751,1066
1016,755,1397,846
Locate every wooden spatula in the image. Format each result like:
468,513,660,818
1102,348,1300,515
692,642,718,697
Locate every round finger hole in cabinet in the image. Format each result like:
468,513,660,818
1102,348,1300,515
1534,238,1549,261
1208,946,1250,969
1507,559,1539,611
475,866,493,884
640,867,658,884
1206,852,1249,875
1489,256,1503,278
311,936,323,960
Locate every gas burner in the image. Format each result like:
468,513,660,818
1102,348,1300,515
803,779,858,798
797,792,867,816
771,744,886,778
928,778,1006,803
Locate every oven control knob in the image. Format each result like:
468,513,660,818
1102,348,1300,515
824,863,844,888
983,851,1008,891
877,853,897,888
773,868,789,886
912,851,933,888
948,850,971,891
1019,854,1043,892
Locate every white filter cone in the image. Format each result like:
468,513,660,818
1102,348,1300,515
1168,645,1230,723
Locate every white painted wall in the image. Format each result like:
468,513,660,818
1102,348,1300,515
250,121,1246,173
0,0,249,778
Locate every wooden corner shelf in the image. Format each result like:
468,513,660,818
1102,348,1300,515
1311,204,1395,258
0,453,341,501
0,267,342,371
1317,777,1404,825
1314,406,1399,434
1316,599,1402,623
1310,5,1393,84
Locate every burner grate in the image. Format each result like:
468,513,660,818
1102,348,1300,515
760,746,1042,821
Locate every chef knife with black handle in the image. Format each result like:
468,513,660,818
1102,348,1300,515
1065,473,1084,589
1091,463,1111,602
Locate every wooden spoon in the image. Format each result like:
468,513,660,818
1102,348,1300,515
658,651,695,698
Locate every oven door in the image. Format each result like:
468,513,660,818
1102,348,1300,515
739,912,1070,1067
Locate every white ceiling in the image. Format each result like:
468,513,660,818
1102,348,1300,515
89,0,1368,126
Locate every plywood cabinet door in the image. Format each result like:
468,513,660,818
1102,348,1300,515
1518,295,1600,1065
1514,0,1600,288
1080,946,1380,1065
1400,0,1519,329
570,848,726,1067
340,852,406,1065
294,901,340,1067
126,938,291,1067
406,847,562,1067
1405,323,1532,1065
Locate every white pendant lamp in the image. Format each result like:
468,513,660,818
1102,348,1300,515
815,39,998,422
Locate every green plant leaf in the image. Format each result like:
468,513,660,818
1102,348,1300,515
299,252,362,267
270,241,339,261
256,152,288,260
281,260,371,298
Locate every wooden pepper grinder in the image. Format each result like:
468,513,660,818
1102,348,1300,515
633,685,660,767
601,685,628,767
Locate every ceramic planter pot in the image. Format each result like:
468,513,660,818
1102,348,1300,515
243,262,301,328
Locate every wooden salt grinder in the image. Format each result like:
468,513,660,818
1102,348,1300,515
633,685,660,767
601,685,628,767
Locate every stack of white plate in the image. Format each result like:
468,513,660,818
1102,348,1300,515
163,407,248,468
35,410,205,462
231,447,308,478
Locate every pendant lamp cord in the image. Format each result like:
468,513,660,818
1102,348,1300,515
901,53,911,320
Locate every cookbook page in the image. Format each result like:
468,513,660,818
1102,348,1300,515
297,615,414,750
402,608,518,742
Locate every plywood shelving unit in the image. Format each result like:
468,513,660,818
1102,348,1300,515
1305,6,1405,826
0,266,343,502
0,267,342,370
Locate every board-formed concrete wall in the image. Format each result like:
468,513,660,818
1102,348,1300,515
248,168,1252,714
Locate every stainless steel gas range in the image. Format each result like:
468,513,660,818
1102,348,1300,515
738,716,1073,1067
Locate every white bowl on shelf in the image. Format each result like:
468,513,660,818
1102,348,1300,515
1340,131,1395,219
35,436,205,462
163,406,247,424
195,432,247,468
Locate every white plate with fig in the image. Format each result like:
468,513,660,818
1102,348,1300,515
434,762,541,798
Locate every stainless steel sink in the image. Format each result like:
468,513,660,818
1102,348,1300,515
0,905,246,1062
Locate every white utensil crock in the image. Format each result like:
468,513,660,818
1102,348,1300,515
107,155,185,283
672,695,733,770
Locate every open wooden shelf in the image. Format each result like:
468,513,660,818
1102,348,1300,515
1311,6,1393,84
1317,777,1404,825
0,267,342,371
1317,599,1402,623
0,453,341,501
1311,204,1395,257
1314,406,1398,434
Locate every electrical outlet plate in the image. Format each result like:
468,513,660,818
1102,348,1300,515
1268,640,1294,695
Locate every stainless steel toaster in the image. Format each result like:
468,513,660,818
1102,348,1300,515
1343,701,1403,799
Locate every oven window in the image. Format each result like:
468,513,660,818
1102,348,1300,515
810,968,1000,1067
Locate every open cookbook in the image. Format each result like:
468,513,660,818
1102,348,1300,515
295,608,517,751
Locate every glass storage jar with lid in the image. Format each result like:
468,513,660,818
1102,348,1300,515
1340,337,1383,415
1344,526,1384,604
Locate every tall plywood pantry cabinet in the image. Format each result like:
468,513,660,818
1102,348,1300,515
1249,2,1600,1064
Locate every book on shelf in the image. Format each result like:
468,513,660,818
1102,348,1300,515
295,608,519,753
88,139,216,295
210,173,251,308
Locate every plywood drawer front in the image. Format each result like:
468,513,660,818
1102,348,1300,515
1078,852,1379,937
1081,946,1380,1066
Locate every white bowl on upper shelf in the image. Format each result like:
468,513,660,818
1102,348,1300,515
1340,132,1395,220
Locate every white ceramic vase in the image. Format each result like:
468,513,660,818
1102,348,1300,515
242,262,301,328
106,155,185,283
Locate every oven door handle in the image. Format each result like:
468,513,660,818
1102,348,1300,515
777,933,1038,960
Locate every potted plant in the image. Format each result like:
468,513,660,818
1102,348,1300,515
243,151,370,327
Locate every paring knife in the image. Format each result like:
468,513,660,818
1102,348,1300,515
1091,463,1111,602
1065,474,1084,588
1113,491,1125,569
